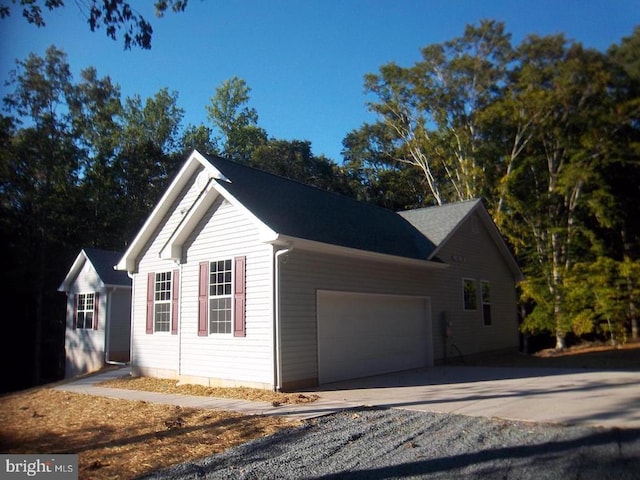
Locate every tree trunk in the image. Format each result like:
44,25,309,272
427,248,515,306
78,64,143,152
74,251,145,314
551,231,566,351
622,230,638,340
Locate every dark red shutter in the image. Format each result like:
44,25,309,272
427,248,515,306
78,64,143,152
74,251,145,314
171,269,179,335
73,294,78,330
146,273,155,334
198,262,209,336
93,292,100,330
233,256,246,337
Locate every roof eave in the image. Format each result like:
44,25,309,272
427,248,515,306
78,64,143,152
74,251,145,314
271,234,448,269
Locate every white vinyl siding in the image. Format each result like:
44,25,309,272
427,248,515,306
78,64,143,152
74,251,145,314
64,260,105,377
278,210,519,386
131,169,203,375
129,165,273,387
179,197,272,386
279,250,439,386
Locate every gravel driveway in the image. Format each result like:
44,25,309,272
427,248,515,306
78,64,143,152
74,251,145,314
142,407,640,479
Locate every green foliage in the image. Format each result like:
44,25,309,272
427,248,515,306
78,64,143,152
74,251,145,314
346,20,640,345
0,0,188,49
206,76,267,162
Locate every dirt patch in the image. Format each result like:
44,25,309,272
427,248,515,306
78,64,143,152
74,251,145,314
0,388,298,480
98,375,319,406
450,340,640,369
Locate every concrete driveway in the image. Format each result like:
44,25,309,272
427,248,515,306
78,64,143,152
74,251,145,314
309,366,640,429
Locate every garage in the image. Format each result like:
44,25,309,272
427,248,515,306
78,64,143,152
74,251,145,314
316,290,433,384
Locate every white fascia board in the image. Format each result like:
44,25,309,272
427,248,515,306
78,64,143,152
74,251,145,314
272,235,448,269
159,178,220,260
115,150,212,273
58,250,87,292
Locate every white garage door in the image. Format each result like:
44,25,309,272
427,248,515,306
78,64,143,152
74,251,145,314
317,290,432,384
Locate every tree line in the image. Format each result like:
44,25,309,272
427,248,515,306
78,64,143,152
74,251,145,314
1,20,638,391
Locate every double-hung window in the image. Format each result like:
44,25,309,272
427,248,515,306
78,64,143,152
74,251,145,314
209,260,233,334
76,293,96,329
146,269,179,335
154,272,172,332
198,257,245,337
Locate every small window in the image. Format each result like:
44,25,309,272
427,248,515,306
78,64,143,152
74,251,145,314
463,279,477,310
481,281,492,326
154,272,172,332
76,293,95,329
209,259,233,334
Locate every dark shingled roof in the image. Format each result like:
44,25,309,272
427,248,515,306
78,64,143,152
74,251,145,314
399,199,482,247
204,154,437,261
83,248,131,287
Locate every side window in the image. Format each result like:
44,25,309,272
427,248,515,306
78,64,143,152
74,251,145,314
154,271,172,332
481,281,492,326
76,293,95,329
463,279,477,311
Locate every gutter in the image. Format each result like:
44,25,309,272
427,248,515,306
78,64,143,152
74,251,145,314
273,244,293,391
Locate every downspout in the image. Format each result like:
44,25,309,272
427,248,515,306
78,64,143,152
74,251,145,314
274,245,293,391
105,286,128,366
176,261,183,377
125,271,136,371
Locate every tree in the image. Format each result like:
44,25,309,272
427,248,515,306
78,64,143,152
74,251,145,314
359,20,514,206
563,257,637,345
206,76,267,163
342,123,429,210
1,46,82,385
501,36,623,349
180,124,218,157
113,88,185,239
251,139,353,196
0,0,188,49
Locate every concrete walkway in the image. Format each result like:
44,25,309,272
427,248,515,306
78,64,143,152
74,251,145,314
54,367,355,421
55,366,640,428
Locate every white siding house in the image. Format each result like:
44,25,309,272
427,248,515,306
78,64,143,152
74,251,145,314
116,150,523,390
58,248,132,378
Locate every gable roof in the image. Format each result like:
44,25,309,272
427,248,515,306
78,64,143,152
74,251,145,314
399,199,523,281
115,150,520,279
59,248,131,292
398,199,482,248
204,154,437,261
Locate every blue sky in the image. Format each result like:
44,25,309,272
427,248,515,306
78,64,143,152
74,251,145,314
1,0,639,162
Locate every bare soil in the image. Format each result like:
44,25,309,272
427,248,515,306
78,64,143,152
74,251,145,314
1,341,638,480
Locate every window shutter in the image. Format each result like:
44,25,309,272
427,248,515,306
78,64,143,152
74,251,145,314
233,256,246,337
73,294,78,330
93,292,100,330
146,273,155,334
198,262,209,336
171,269,179,335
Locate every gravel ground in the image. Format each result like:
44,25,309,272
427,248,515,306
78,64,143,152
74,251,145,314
141,407,640,480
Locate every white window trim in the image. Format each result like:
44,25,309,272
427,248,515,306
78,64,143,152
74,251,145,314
208,258,235,335
154,271,172,334
76,292,95,329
